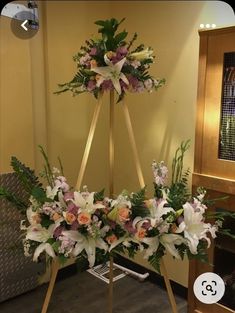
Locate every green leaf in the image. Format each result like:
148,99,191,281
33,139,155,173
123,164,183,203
11,156,41,193
131,205,150,219
31,186,49,204
94,20,107,26
58,254,68,266
114,31,128,44
107,207,118,222
41,215,54,228
38,145,54,187
130,187,147,206
148,245,165,273
52,241,60,253
94,188,105,202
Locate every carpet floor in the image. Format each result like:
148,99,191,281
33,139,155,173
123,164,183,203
0,270,188,313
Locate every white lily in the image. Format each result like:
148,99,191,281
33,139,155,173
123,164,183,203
109,236,128,252
91,56,129,95
130,48,153,60
46,185,59,199
111,194,131,209
26,207,40,225
62,230,108,267
160,234,185,259
132,216,160,258
175,202,217,254
142,236,159,259
26,223,57,261
71,191,104,214
147,199,174,227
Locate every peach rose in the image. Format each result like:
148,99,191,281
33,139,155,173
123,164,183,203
106,234,118,244
117,207,130,223
51,212,62,221
64,212,76,225
136,227,146,239
77,212,91,225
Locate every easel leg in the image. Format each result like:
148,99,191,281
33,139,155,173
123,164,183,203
122,101,145,189
122,100,178,313
76,97,102,190
41,259,60,313
109,90,115,198
160,259,179,313
108,91,115,313
108,257,114,313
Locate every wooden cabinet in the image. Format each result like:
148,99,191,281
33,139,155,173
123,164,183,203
188,26,235,313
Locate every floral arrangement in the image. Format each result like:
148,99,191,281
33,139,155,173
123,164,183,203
1,142,234,272
55,18,165,102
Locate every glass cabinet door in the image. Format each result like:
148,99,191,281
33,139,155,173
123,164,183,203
219,52,235,161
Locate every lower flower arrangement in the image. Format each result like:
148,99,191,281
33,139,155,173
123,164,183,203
0,142,232,273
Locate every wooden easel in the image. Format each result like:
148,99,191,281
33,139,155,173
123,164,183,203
41,91,179,313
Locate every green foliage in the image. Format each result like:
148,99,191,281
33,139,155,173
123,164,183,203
95,18,127,51
148,244,165,273
187,240,209,263
126,244,138,259
127,32,137,49
167,140,191,210
218,228,235,240
177,243,188,260
129,187,150,218
31,186,50,205
94,188,105,202
171,139,190,184
131,205,150,219
0,157,42,214
38,145,54,187
41,215,54,228
130,187,147,206
57,254,68,266
11,156,42,193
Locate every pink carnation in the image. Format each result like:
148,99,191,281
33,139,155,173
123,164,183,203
89,47,97,56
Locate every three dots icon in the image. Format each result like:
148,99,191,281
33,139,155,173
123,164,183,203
200,23,216,29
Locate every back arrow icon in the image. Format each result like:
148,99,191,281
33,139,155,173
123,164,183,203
21,20,28,31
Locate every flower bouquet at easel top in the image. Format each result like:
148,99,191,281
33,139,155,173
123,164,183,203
55,18,165,101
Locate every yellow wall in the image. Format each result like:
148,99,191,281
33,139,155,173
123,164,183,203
0,1,234,287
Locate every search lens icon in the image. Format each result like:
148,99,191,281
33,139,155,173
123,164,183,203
206,284,213,292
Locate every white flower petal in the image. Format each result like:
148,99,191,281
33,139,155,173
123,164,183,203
109,236,126,252
33,243,55,262
111,77,122,95
96,238,108,252
119,73,129,86
85,238,96,267
62,230,83,242
73,241,85,257
114,57,126,72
